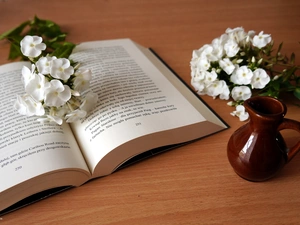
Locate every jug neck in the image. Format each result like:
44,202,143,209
244,96,286,130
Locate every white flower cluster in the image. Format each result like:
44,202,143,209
14,35,98,125
190,27,272,121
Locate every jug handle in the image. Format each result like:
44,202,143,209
278,118,300,162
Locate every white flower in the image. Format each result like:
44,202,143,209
231,86,252,101
37,115,63,125
252,31,272,49
189,27,286,122
36,56,57,74
80,92,99,112
50,58,74,80
206,80,229,99
211,37,225,60
224,39,240,57
15,35,97,124
206,81,220,98
230,105,249,121
219,58,235,75
191,78,206,94
191,47,204,66
65,109,87,123
204,70,218,84
251,68,271,89
21,64,36,87
44,80,71,107
40,105,68,125
230,65,253,85
197,57,211,71
20,35,46,58
193,45,211,59
191,67,205,80
55,105,69,118
225,27,244,35
14,94,45,116
225,27,248,45
219,81,230,100
25,73,48,101
73,69,92,92
191,69,207,94
246,30,256,43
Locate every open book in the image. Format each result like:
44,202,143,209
0,39,228,215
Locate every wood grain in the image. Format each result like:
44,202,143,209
0,0,300,224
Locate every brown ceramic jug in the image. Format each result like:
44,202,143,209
227,96,300,182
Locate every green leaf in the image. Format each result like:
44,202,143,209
270,79,281,91
50,42,76,58
283,66,297,82
282,81,296,92
277,42,283,54
0,21,30,40
30,15,66,39
290,52,295,64
0,15,74,60
293,88,300,100
48,34,67,43
259,88,279,98
8,42,23,60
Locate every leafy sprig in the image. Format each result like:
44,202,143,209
190,27,300,121
257,41,300,99
0,15,75,60
0,16,97,125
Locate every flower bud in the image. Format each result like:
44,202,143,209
227,101,234,106
273,74,282,80
71,90,80,96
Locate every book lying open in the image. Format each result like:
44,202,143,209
0,39,228,215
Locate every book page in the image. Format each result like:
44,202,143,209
70,39,226,176
0,62,91,194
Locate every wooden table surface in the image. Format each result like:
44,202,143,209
1,0,300,224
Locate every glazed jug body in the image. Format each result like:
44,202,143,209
227,96,300,182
